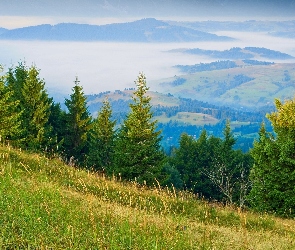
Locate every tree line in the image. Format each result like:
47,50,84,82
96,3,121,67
0,62,294,217
0,63,165,185
87,94,272,153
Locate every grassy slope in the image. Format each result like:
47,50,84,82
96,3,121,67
154,112,219,126
88,90,180,107
1,145,294,249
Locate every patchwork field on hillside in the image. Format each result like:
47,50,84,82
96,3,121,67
153,62,295,110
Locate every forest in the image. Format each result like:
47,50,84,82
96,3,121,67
0,62,294,217
87,92,273,152
174,47,294,60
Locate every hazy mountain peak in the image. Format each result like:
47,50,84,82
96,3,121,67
0,18,233,42
0,27,8,35
132,18,168,27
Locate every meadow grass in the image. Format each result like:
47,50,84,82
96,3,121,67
0,145,294,249
88,90,180,108
154,112,219,126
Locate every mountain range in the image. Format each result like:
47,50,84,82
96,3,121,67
169,47,294,61
0,27,7,35
0,18,233,42
1,19,294,41
168,20,295,34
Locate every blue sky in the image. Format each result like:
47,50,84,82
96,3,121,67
0,0,294,28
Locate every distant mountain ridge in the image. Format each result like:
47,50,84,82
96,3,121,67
0,18,233,42
168,20,295,35
0,27,7,35
169,47,294,60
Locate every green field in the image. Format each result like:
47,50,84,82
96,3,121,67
0,145,294,249
88,90,180,107
154,112,219,126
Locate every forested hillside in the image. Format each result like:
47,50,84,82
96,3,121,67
86,88,273,152
155,60,295,110
170,47,294,60
1,3,295,247
168,20,295,38
1,61,294,219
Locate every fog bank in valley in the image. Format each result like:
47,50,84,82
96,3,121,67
0,31,294,99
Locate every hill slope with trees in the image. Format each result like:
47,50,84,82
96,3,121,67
155,61,295,110
1,62,294,222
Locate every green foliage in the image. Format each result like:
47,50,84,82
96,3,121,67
64,77,92,164
171,122,253,206
249,97,295,217
170,131,222,199
161,163,183,189
6,62,28,103
20,65,52,149
0,65,21,141
113,73,166,185
5,62,52,150
46,101,67,155
88,98,116,173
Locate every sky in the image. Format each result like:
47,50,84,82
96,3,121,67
0,0,295,29
0,0,294,98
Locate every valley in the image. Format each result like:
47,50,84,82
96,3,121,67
1,18,294,152
1,6,295,247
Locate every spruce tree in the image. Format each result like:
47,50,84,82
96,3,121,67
171,124,252,205
171,133,198,189
6,62,28,104
249,98,295,217
5,63,52,149
64,76,92,165
114,73,165,185
46,101,67,155
21,65,52,149
5,62,28,143
0,65,21,142
171,131,221,198
88,98,116,173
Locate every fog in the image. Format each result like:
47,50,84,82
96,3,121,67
0,31,294,99
0,41,201,96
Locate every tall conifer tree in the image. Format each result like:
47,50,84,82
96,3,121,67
20,65,52,149
47,101,67,154
0,65,21,142
6,62,52,149
6,62,28,104
249,98,295,216
114,73,165,185
171,131,222,199
88,98,116,173
64,76,92,165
